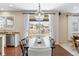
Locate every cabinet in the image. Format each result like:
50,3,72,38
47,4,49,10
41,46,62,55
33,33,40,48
6,33,20,47
0,32,20,48
6,34,15,46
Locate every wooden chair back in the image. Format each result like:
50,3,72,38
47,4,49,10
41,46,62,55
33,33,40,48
19,41,25,56
73,35,79,48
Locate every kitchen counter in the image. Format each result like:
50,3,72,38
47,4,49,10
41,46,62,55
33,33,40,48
0,32,20,34
0,32,20,47
0,31,20,56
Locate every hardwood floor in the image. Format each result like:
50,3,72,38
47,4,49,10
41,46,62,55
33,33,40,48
53,45,73,56
4,45,73,56
4,46,22,56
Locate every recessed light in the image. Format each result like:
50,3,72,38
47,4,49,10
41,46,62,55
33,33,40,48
0,8,4,10
2,12,9,15
73,6,78,10
9,4,13,7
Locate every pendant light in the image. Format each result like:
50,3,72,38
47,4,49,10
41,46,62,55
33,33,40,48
35,3,44,21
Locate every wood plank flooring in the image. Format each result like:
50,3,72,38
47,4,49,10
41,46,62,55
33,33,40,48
4,46,22,56
4,45,73,56
53,45,73,56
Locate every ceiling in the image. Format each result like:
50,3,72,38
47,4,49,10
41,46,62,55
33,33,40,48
0,3,79,13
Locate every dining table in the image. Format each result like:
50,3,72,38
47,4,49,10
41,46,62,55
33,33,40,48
23,37,55,56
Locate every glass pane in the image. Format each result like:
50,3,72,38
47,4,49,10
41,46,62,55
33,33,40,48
0,16,5,29
72,16,79,32
29,14,36,21
29,22,39,38
40,22,49,35
43,14,49,21
6,16,14,28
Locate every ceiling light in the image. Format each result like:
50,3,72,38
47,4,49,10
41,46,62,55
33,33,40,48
9,4,13,7
2,12,9,15
73,6,78,10
0,8,4,10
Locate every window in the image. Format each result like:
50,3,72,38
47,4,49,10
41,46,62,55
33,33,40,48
0,16,15,30
0,16,5,29
68,16,79,40
72,16,79,33
29,14,49,39
6,16,14,28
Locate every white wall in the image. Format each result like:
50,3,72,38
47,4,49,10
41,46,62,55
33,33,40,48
59,14,68,43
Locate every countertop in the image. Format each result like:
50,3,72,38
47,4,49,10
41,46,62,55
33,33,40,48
0,32,20,34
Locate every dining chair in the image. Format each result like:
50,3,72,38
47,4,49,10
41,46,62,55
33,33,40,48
21,38,28,55
72,35,79,52
50,37,55,56
49,37,55,48
19,40,28,56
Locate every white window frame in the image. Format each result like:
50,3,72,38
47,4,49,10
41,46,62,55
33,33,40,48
68,15,79,41
0,15,15,31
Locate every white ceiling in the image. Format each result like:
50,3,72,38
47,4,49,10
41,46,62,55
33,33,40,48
0,3,79,13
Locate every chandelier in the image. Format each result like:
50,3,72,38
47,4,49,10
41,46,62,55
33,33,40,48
35,3,44,21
